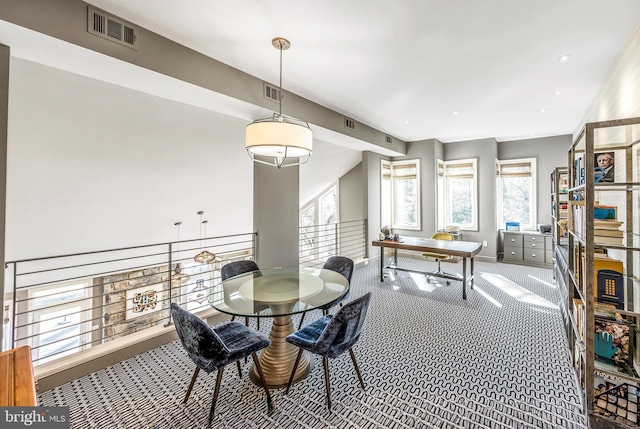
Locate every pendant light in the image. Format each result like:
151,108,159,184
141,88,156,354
171,221,190,285
194,211,216,264
245,37,313,169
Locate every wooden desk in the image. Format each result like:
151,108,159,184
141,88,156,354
373,237,483,299
0,345,37,406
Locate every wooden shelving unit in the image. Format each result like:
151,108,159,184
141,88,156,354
563,117,640,427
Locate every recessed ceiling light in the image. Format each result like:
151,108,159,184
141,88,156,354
558,55,570,62
404,120,410,124
453,111,459,115
554,90,563,95
539,108,546,113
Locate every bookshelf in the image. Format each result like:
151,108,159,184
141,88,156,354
564,116,640,426
551,166,571,340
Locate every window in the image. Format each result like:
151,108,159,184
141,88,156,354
300,183,339,259
437,158,478,231
497,158,536,230
381,159,420,230
27,281,92,364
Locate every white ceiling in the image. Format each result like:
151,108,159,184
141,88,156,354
81,0,640,143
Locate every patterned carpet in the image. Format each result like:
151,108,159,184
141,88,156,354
38,258,588,428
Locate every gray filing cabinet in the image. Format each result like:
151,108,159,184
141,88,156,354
503,231,552,267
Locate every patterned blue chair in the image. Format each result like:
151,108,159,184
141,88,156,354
297,256,354,329
285,292,372,411
170,303,273,424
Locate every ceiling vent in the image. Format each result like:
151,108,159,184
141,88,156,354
385,135,393,145
87,7,138,50
263,82,280,102
344,117,356,130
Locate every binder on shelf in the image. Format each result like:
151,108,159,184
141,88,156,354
597,269,624,309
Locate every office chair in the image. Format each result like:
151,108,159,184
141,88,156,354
170,303,273,424
422,232,454,285
285,292,372,411
297,256,354,329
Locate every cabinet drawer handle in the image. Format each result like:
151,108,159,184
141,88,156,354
532,253,537,257
531,237,537,241
532,244,536,247
511,251,516,255
510,239,515,242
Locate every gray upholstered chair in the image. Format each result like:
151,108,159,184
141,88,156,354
297,256,354,329
170,303,273,424
285,292,371,411
221,260,266,330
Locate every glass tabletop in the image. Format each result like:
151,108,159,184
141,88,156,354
209,266,349,318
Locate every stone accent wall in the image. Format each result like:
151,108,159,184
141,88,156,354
102,265,169,341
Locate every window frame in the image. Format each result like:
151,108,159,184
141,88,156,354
437,158,478,231
496,157,537,231
381,159,421,231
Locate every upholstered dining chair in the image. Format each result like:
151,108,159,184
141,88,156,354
170,303,273,424
297,256,354,329
221,260,266,330
422,232,455,285
285,292,372,411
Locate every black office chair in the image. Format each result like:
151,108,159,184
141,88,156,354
170,303,273,424
285,292,372,411
297,256,354,329
221,260,266,330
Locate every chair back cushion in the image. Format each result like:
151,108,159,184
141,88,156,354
221,260,261,281
170,303,228,372
316,292,371,358
323,256,354,284
431,232,454,241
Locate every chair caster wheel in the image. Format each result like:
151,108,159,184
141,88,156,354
446,281,451,285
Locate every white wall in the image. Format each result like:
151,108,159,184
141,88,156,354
6,59,254,260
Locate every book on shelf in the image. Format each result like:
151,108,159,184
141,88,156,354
594,219,623,230
593,229,623,238
573,298,584,341
594,235,623,246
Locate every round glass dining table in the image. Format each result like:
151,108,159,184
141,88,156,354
208,266,349,388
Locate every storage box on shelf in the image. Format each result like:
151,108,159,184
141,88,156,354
562,116,640,427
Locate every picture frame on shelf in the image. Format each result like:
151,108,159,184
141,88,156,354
594,152,615,183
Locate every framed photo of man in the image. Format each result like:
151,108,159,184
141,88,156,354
594,152,615,183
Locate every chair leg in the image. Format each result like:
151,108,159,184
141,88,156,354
236,360,242,378
252,353,273,414
297,311,307,330
182,367,200,404
230,315,236,322
348,348,366,390
285,348,304,394
257,317,260,330
208,367,224,424
322,356,332,412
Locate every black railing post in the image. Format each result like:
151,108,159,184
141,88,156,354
164,242,174,327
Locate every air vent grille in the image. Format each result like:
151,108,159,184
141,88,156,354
264,83,280,102
385,135,393,145
88,7,138,50
344,117,356,130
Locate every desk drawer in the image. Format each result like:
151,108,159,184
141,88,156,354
524,234,544,244
524,249,545,263
524,241,543,250
504,246,523,261
504,233,523,247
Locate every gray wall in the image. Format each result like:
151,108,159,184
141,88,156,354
253,164,300,268
339,162,363,222
444,138,499,260
497,134,572,230
362,151,389,258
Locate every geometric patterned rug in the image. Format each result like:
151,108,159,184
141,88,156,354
38,258,588,428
